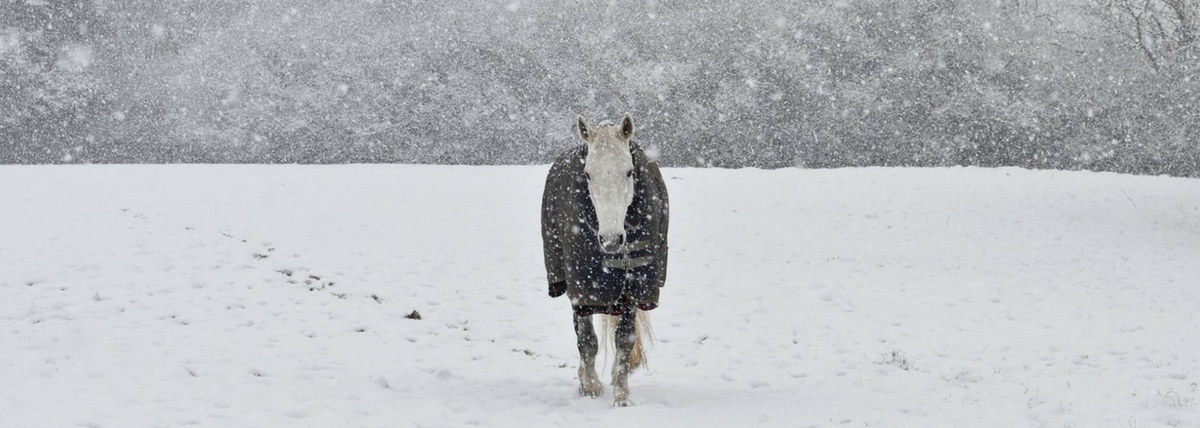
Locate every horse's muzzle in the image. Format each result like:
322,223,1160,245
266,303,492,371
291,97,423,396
598,233,626,254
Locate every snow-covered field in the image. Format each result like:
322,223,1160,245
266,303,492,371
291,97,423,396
2,165,1199,428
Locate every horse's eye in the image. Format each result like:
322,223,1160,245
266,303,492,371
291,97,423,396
626,170,634,178
584,172,591,180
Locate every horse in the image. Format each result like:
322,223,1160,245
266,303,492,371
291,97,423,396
540,113,670,407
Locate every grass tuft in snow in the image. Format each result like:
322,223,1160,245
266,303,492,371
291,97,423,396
1159,390,1196,408
876,350,915,371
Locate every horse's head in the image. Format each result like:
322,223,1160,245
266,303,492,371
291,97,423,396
578,113,636,254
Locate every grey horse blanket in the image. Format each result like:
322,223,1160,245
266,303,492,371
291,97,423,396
541,142,669,311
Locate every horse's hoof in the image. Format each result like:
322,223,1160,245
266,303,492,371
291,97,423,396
579,383,604,398
612,398,634,407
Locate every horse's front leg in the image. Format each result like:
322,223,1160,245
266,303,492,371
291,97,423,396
611,309,637,407
574,312,604,397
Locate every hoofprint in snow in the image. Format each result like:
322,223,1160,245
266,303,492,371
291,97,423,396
1,165,1198,428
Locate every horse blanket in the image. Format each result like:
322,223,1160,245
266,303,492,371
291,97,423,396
541,141,669,310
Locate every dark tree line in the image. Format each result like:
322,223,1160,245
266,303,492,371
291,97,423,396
2,0,1198,175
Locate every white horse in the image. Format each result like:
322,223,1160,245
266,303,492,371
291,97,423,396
541,114,670,407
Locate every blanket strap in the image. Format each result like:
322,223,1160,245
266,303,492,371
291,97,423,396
603,255,654,270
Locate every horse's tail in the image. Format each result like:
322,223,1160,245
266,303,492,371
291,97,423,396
602,310,654,371
630,310,653,370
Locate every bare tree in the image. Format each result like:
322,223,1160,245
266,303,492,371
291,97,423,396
1098,0,1198,71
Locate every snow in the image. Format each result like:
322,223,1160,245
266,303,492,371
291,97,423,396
2,165,1199,427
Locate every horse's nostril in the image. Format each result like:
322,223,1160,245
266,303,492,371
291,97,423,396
599,234,625,253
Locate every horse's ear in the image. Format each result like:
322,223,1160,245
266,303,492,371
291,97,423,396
620,113,634,140
577,116,591,142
